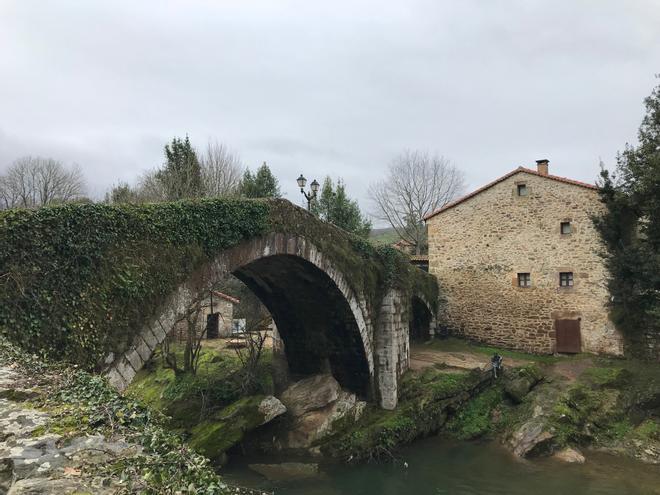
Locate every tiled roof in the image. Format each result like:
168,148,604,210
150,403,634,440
424,167,598,221
211,291,240,305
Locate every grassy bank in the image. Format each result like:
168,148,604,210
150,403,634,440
128,342,275,462
321,366,492,462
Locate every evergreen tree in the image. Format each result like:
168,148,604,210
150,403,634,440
312,176,371,238
157,136,203,200
595,76,660,355
239,162,281,198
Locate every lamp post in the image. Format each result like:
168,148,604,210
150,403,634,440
297,174,320,211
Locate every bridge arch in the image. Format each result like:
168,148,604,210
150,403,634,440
409,292,437,342
105,232,375,399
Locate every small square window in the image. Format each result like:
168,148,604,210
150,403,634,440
559,272,574,287
517,184,528,196
518,273,531,288
561,222,572,234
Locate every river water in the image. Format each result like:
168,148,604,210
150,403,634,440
222,437,660,495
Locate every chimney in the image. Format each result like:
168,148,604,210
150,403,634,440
536,159,549,176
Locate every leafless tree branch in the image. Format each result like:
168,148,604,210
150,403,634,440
368,150,465,254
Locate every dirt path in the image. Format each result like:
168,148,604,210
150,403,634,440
409,344,532,372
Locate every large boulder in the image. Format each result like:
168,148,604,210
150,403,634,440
280,374,341,417
259,395,287,424
508,417,555,457
504,366,543,404
553,446,586,463
189,395,286,462
286,391,366,449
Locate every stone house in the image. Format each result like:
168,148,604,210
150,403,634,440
425,160,623,356
170,290,239,341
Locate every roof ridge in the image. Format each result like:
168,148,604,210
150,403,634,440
424,167,597,221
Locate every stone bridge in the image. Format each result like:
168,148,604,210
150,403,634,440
0,199,438,410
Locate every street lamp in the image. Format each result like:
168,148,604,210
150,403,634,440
297,174,319,211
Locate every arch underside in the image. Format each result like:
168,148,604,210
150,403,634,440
234,254,371,398
410,296,433,341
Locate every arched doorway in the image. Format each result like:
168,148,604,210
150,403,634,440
410,296,433,342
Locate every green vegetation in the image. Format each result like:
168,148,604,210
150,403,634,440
128,344,272,428
369,227,401,246
0,340,238,494
159,135,204,200
594,76,660,358
189,395,270,462
128,343,276,461
0,198,269,367
239,162,281,198
312,176,372,238
322,367,487,461
445,387,505,440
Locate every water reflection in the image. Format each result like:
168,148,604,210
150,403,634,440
222,437,660,495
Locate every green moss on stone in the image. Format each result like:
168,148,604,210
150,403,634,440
188,395,267,461
446,386,505,439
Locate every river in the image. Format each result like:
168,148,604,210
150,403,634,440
222,437,660,495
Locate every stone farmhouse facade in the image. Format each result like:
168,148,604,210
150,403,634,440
170,290,238,341
425,160,623,356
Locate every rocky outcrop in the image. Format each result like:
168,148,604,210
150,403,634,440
189,395,286,462
0,365,133,494
286,391,366,449
258,396,287,424
506,384,560,458
503,366,543,404
278,375,367,450
508,416,555,457
553,446,585,463
280,374,341,416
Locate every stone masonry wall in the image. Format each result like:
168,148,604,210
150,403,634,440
375,289,409,410
427,170,624,356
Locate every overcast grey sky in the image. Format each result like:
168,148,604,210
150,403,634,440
1,0,659,214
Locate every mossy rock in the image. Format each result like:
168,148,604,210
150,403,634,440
503,365,543,404
188,395,269,462
321,369,489,460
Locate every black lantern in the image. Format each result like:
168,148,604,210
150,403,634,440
297,174,307,190
297,173,318,211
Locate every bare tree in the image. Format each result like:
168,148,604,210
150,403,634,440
0,156,86,209
369,150,465,254
200,140,243,197
232,315,271,394
161,291,212,376
134,169,168,202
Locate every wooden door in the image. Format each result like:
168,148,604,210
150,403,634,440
555,319,581,353
206,313,220,339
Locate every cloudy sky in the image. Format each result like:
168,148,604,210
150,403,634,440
1,0,659,215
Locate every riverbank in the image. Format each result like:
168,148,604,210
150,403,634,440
0,341,263,494
127,337,659,471
420,339,660,465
